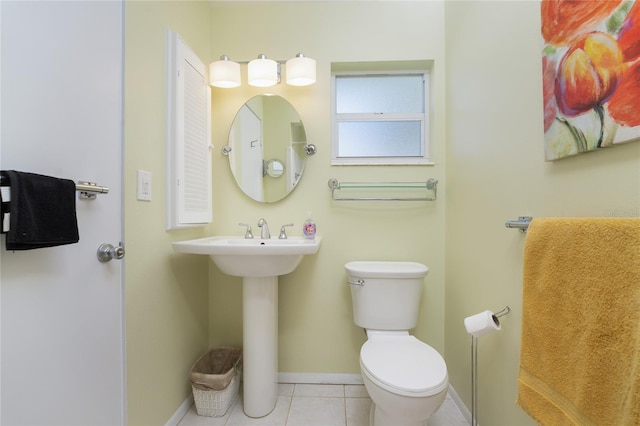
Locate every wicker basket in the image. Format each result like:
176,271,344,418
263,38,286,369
190,347,242,417
192,374,240,417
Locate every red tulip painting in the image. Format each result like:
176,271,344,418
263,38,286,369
542,0,640,160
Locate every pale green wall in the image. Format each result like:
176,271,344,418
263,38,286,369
124,2,212,424
207,1,447,376
445,2,640,425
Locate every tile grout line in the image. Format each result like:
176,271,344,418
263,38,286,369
342,384,348,426
283,384,295,426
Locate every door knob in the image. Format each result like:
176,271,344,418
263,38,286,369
97,242,125,263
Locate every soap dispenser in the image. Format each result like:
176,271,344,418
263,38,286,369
303,211,316,239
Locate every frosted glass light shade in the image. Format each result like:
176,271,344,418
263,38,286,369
286,54,316,86
209,56,241,88
248,55,278,87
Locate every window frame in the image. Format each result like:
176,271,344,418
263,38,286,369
331,70,431,165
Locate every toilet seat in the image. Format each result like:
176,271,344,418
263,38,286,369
360,335,448,397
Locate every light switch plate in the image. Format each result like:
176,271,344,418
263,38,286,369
137,169,152,201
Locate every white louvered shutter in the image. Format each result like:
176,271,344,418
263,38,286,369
166,32,212,229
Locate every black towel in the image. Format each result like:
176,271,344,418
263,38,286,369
1,170,79,250
0,174,10,233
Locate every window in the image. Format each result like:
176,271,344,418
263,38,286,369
331,69,430,165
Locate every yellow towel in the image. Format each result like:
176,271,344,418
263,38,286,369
517,218,640,425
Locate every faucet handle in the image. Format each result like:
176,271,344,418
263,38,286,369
238,222,253,239
278,223,294,239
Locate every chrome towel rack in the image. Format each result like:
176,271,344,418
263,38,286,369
1,175,109,234
328,178,438,201
1,176,109,200
505,216,532,232
76,181,109,199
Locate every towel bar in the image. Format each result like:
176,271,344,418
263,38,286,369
1,176,109,233
0,176,109,200
76,181,109,199
505,216,532,232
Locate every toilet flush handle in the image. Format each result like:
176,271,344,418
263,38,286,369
348,278,365,286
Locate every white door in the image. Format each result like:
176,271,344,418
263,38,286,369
0,1,125,424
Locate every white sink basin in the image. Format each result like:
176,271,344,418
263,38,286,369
172,236,321,277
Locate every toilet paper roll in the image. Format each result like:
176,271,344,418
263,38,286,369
464,310,501,338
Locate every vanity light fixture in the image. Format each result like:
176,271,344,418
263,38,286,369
209,53,316,88
209,55,241,88
286,54,316,86
248,54,279,87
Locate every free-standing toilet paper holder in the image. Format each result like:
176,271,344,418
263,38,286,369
469,305,510,426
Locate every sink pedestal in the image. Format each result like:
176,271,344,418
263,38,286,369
171,236,322,418
243,276,278,417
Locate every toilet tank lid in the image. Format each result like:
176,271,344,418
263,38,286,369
345,261,428,279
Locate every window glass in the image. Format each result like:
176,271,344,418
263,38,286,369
335,75,424,114
332,70,429,165
337,121,422,157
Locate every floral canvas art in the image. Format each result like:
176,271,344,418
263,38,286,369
542,0,640,161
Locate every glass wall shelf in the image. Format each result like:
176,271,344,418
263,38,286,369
327,178,438,201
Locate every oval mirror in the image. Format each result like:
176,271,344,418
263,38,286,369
227,95,307,203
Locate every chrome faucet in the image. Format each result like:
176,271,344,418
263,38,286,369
257,218,270,239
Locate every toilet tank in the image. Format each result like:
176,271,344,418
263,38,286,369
345,261,429,330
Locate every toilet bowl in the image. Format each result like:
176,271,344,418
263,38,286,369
360,331,448,426
345,261,449,426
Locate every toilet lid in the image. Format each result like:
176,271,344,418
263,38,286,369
360,336,448,396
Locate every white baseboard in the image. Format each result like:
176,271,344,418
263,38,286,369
165,393,194,426
278,372,364,385
448,385,473,425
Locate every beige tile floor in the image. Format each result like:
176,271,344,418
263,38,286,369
178,383,469,426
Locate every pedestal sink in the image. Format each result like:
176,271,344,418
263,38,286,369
172,236,321,417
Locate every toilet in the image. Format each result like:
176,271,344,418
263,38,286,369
345,261,448,426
